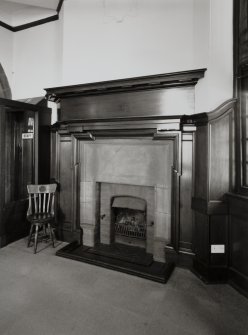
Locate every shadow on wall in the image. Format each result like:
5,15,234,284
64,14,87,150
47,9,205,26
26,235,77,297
0,63,11,99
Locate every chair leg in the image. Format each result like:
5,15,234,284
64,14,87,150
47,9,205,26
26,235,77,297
43,225,47,242
27,224,34,247
51,226,56,243
34,225,39,254
48,224,55,248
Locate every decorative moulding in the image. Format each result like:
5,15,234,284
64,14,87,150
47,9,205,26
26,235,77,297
45,68,207,100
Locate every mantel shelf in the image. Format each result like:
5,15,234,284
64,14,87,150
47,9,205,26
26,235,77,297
45,68,206,100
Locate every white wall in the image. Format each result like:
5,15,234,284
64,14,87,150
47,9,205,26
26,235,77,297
0,27,13,92
12,19,62,99
62,0,195,85
9,0,233,114
194,0,233,114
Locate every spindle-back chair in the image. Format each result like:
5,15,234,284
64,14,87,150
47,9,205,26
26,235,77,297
27,184,57,253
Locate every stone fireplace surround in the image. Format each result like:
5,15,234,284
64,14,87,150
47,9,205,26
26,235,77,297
80,139,173,263
48,69,205,281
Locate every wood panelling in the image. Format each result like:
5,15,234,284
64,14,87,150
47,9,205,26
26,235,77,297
227,193,248,297
50,131,57,181
59,88,195,121
0,106,6,246
22,119,34,196
192,100,236,282
193,214,229,282
230,217,248,274
209,113,232,200
57,136,73,229
238,0,248,65
37,108,52,184
234,0,248,194
0,98,51,247
194,211,209,264
209,215,228,266
3,200,28,245
46,70,206,122
53,133,81,243
179,134,194,252
194,125,208,200
227,3,248,297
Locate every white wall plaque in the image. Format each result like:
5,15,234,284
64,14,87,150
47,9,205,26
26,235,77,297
22,133,34,139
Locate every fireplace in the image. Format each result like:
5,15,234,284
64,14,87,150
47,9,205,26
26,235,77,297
112,196,147,242
48,69,205,282
98,182,155,250
80,139,173,263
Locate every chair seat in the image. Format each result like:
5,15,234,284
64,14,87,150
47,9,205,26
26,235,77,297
27,213,55,224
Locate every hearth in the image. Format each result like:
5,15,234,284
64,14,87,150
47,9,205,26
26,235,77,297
56,241,175,283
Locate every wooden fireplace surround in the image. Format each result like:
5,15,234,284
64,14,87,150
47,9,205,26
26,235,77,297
46,69,206,263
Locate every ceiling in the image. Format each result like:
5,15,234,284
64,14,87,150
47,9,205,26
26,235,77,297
0,0,63,27
3,0,59,10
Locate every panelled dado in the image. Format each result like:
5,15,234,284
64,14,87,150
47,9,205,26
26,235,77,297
227,193,248,297
47,69,205,266
191,100,236,282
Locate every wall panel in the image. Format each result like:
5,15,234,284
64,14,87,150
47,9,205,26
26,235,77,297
57,135,73,230
192,100,235,282
228,194,248,297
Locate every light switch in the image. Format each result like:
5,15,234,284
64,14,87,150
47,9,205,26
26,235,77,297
211,245,225,254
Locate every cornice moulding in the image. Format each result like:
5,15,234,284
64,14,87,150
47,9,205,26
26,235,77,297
45,68,207,100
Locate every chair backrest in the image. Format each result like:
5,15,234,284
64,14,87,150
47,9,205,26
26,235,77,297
27,184,57,216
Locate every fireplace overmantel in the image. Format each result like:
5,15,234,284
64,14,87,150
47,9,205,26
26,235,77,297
46,69,206,122
46,68,206,99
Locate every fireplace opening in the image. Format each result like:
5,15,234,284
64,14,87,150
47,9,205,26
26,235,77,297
112,196,147,243
98,182,157,258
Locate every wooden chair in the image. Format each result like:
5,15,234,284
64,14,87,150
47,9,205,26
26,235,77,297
27,184,57,254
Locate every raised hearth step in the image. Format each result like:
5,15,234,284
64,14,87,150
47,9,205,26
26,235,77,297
56,241,175,283
87,243,153,266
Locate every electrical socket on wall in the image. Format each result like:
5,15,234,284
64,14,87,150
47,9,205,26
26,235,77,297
211,245,225,254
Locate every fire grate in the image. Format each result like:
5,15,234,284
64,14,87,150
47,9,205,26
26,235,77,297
114,208,146,240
